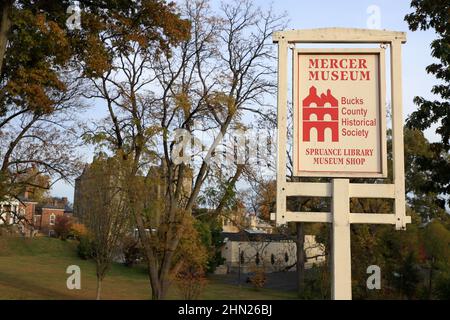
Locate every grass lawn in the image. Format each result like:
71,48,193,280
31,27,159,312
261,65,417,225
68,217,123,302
0,236,298,300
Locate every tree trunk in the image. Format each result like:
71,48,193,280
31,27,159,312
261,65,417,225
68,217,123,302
151,285,162,300
428,265,433,300
96,277,102,300
148,265,165,300
0,0,12,75
149,271,170,300
296,222,306,297
135,211,173,301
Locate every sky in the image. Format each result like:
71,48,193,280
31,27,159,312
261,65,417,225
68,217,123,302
51,0,441,202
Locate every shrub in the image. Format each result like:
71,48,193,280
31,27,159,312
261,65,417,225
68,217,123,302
435,273,450,300
175,215,209,299
77,236,93,260
54,215,72,240
70,223,87,240
249,267,267,289
122,235,141,267
193,219,225,274
302,264,331,299
175,267,207,300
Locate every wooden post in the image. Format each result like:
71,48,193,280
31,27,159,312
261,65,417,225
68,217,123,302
391,40,407,230
275,38,288,225
331,179,352,300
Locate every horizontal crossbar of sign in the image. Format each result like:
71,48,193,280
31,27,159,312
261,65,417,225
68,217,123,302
284,183,395,199
351,213,396,224
278,212,411,225
351,214,412,225
272,28,407,44
283,212,332,223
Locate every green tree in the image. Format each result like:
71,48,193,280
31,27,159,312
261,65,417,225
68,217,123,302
77,154,132,300
0,1,189,204
349,128,449,299
379,219,421,299
83,0,286,300
194,217,225,273
405,0,450,149
435,272,450,299
421,220,450,299
405,0,450,207
403,128,448,222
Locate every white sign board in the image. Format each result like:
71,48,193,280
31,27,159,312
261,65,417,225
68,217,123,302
293,49,387,178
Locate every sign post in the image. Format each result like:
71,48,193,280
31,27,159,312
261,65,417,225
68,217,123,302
331,178,351,299
271,28,411,300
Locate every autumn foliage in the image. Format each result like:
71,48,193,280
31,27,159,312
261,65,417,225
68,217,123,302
174,216,209,300
54,215,73,240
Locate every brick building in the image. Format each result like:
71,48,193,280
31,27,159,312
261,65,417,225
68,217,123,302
0,193,73,237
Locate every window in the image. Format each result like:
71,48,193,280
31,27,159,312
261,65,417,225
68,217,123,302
34,215,41,226
49,214,56,226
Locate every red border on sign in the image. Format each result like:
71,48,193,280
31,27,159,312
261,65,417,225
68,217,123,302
295,51,384,177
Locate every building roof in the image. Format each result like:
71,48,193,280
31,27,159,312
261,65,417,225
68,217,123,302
221,230,294,243
36,196,71,211
37,205,65,210
64,204,74,213
16,195,38,204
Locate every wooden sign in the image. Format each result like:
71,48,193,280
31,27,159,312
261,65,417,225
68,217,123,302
272,28,411,300
293,49,387,178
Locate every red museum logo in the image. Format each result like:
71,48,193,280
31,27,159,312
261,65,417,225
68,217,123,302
302,86,339,142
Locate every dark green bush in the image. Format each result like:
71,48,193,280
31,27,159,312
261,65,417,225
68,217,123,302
435,273,450,300
77,237,93,260
122,235,142,267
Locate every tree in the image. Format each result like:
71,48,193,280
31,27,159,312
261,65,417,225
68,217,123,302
83,0,286,299
77,154,132,300
0,1,92,206
1,0,189,205
247,159,328,297
405,0,450,149
0,1,190,76
403,129,448,222
192,217,225,273
404,2,450,297
54,215,72,240
1,1,70,102
349,128,450,300
405,0,450,207
0,78,84,204
174,215,209,300
421,220,450,299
